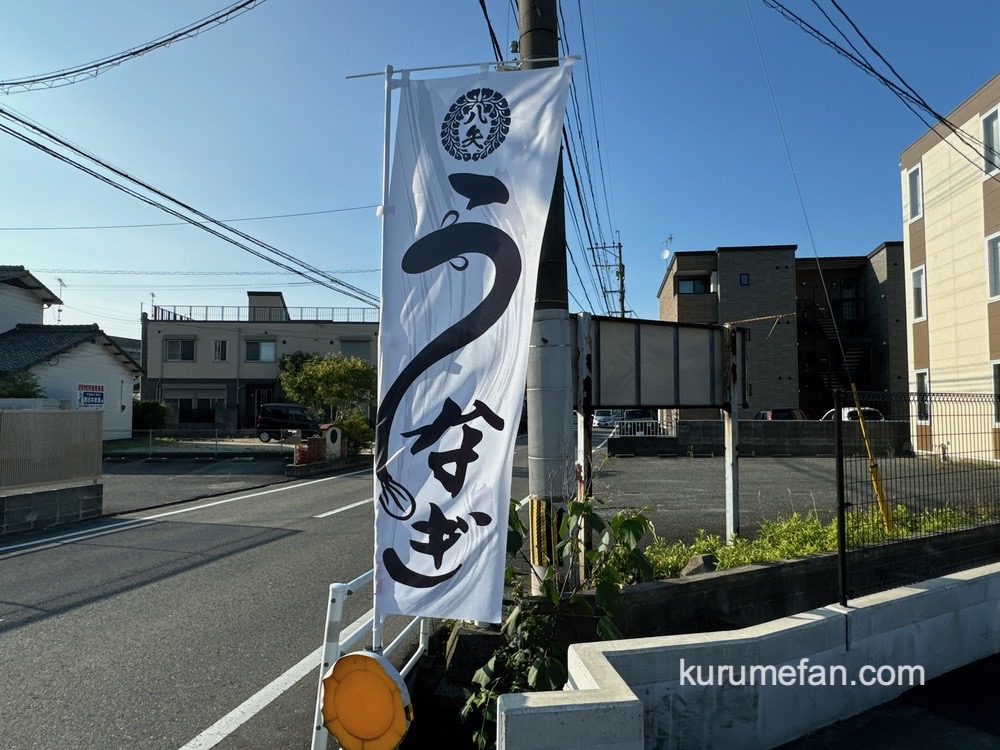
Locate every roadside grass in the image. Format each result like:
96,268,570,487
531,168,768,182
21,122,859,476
644,504,999,579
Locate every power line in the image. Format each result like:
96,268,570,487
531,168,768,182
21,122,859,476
762,0,999,182
0,204,379,231
34,268,378,275
478,0,506,62
745,0,848,377
480,0,613,315
0,0,270,94
0,105,380,307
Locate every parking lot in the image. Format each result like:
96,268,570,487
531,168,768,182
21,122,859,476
592,452,837,543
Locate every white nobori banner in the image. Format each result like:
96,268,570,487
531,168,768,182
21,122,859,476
374,63,572,623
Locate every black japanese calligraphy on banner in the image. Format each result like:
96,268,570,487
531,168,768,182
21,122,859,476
375,177,519,523
374,64,573,624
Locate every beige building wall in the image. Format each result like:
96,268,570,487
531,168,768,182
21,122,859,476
901,72,1000,457
901,75,1000,396
143,320,377,383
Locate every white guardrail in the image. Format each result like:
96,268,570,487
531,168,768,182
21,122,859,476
310,569,431,750
610,419,674,438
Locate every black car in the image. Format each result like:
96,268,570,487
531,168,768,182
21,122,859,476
256,403,322,442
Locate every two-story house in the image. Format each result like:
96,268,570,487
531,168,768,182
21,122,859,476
141,290,379,431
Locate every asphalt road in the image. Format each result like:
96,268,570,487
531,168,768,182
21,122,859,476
1,469,381,750
0,437,534,750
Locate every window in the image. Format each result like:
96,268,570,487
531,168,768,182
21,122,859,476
911,265,926,322
677,277,710,294
907,164,922,220
840,278,859,321
993,362,1000,425
166,397,223,424
213,340,228,362
983,108,999,175
915,369,930,422
340,340,372,361
739,273,750,286
988,233,1000,300
246,340,276,362
164,339,195,361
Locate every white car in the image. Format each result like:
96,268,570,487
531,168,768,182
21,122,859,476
592,409,617,428
820,407,885,422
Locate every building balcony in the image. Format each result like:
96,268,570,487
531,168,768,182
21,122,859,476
150,305,379,324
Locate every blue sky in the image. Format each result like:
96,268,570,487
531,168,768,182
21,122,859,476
1,1,998,338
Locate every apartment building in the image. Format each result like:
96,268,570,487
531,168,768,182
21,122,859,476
141,291,378,431
900,71,1000,453
656,243,907,418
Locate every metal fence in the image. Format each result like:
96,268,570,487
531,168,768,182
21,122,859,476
611,418,675,438
151,305,379,323
0,410,102,489
836,390,1000,603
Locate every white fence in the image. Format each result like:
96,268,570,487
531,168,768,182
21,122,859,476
611,419,674,438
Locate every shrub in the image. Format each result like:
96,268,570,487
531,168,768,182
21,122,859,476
132,400,172,430
0,370,45,398
336,411,374,455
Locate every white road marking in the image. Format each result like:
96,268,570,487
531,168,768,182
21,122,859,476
177,608,375,750
0,468,374,555
314,499,371,518
177,645,323,750
137,468,372,520
0,519,153,554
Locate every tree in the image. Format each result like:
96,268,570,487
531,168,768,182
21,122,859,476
133,400,172,430
278,352,377,422
0,370,45,398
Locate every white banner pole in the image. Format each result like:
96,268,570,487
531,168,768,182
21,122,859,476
372,64,394,654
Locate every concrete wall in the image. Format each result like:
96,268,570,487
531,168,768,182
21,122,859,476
498,561,1000,750
1,406,103,536
1,483,103,537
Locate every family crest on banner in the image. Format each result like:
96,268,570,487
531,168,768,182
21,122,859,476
374,63,573,624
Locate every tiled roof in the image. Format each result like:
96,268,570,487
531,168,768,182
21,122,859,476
0,324,142,376
0,265,28,283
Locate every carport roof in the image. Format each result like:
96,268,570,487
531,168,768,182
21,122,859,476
0,324,143,376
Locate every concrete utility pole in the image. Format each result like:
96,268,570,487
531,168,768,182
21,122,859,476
592,238,626,317
519,0,575,592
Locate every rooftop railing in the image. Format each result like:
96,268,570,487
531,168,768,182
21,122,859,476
151,305,379,323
